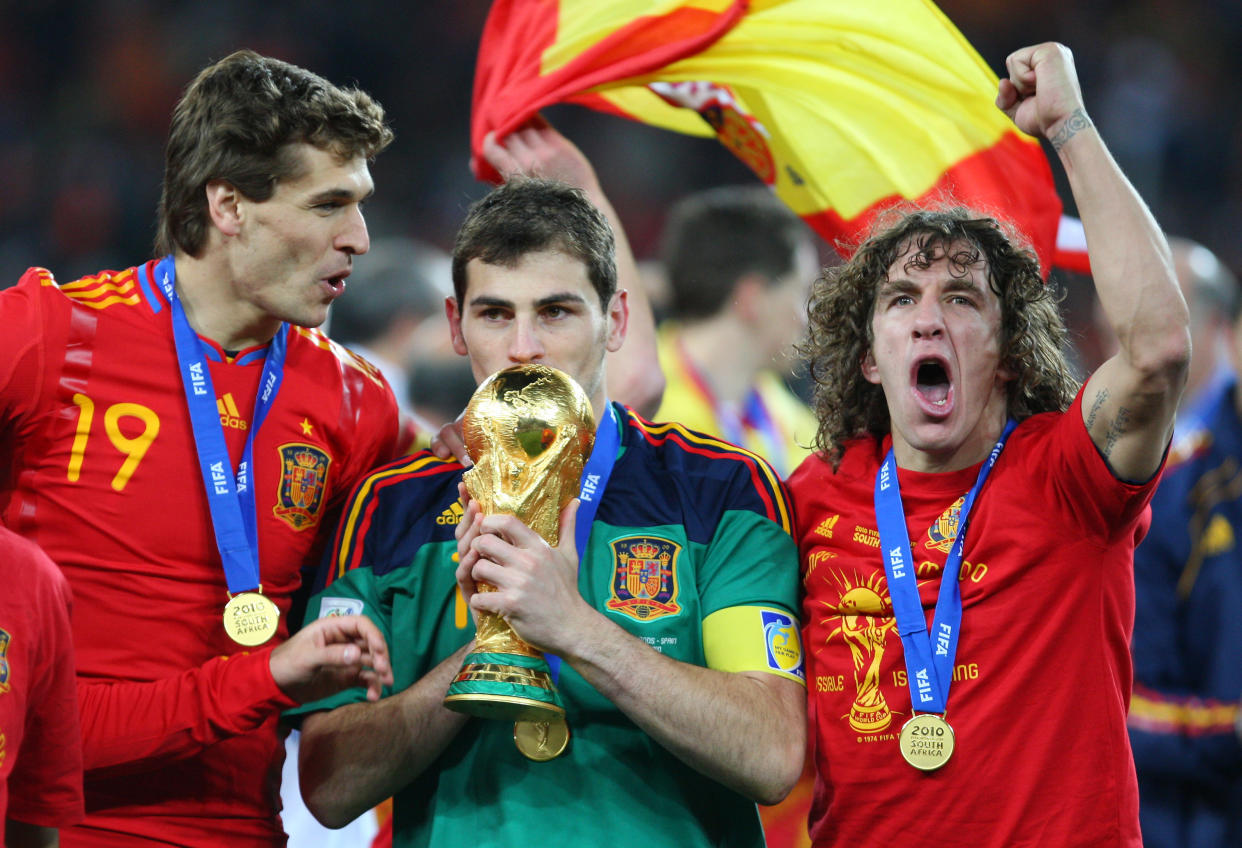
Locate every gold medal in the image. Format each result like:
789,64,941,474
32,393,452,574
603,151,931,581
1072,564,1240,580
514,718,570,762
898,713,955,771
223,591,280,647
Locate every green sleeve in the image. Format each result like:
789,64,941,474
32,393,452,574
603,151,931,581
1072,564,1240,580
699,508,800,619
283,566,391,721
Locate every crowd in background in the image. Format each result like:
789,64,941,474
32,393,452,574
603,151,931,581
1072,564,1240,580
4,3,1242,847
3,0,1241,345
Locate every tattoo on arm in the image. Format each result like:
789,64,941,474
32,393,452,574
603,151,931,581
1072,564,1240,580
1103,406,1132,458
1050,108,1093,151
1086,388,1109,430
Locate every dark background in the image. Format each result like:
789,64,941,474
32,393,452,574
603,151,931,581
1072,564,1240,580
4,0,1238,356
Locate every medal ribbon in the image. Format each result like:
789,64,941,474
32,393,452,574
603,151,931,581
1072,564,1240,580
546,401,621,682
156,256,287,595
676,338,787,474
740,386,787,476
874,419,1016,713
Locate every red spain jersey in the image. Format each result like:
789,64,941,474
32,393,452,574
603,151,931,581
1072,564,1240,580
0,261,399,847
789,389,1156,848
0,527,83,839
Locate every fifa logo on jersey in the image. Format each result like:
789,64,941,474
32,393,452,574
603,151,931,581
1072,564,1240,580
217,394,248,430
762,610,805,680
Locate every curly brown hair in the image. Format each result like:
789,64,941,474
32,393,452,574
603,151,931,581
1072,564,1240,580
800,206,1080,468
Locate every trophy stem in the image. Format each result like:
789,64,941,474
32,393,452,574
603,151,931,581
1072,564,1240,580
443,650,566,721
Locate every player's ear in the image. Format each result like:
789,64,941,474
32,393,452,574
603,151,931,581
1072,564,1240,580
861,347,882,385
446,295,469,357
605,289,628,354
205,180,243,237
732,273,768,324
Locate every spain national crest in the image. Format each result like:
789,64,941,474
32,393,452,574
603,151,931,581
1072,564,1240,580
605,536,681,622
925,495,965,554
274,443,331,530
0,629,10,695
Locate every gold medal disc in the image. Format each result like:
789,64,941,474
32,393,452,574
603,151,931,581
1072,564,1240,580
898,713,955,771
514,718,570,762
223,591,280,647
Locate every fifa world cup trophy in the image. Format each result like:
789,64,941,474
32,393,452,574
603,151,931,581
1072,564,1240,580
442,364,595,721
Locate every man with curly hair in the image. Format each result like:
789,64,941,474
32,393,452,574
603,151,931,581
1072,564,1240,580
789,43,1189,847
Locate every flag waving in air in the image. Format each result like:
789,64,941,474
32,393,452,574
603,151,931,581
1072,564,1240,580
472,0,1079,274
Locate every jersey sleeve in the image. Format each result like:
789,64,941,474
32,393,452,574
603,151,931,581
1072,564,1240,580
0,269,60,435
332,354,402,507
77,646,298,776
697,452,800,615
702,604,805,684
695,445,804,682
283,456,420,722
6,546,83,828
283,566,392,722
1042,386,1164,540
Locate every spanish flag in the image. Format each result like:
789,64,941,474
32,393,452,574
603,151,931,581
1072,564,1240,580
471,0,1075,274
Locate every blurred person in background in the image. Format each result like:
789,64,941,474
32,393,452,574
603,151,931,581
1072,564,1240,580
0,50,398,847
1128,244,1242,848
652,185,819,848
326,235,465,449
407,357,479,436
654,186,820,479
1093,237,1239,438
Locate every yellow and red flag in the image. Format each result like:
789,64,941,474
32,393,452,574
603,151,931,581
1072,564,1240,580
472,0,1078,274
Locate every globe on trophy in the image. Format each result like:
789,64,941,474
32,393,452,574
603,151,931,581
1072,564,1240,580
442,363,596,722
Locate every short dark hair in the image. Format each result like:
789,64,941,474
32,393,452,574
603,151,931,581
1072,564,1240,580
328,237,445,346
156,50,392,258
662,186,810,320
800,206,1080,467
451,178,616,309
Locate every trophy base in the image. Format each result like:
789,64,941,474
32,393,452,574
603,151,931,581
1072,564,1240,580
443,650,566,721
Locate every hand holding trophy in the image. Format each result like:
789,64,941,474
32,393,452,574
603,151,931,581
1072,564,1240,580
443,363,595,759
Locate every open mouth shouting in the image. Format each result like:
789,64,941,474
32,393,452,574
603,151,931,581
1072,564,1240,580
911,355,954,417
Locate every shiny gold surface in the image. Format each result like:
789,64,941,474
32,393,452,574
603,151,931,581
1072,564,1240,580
223,591,279,647
898,713,955,771
462,365,595,657
452,663,558,690
514,718,571,762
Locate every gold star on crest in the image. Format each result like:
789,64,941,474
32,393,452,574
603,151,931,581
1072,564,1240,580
300,418,314,436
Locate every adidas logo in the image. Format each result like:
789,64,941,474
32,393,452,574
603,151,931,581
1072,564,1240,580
217,393,248,430
436,501,465,525
815,514,839,539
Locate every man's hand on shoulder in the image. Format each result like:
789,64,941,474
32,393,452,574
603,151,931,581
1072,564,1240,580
430,415,471,465
269,614,393,704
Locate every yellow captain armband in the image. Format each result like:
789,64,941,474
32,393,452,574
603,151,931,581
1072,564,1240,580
702,605,805,685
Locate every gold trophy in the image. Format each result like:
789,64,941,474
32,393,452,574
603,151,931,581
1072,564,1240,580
443,364,596,726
